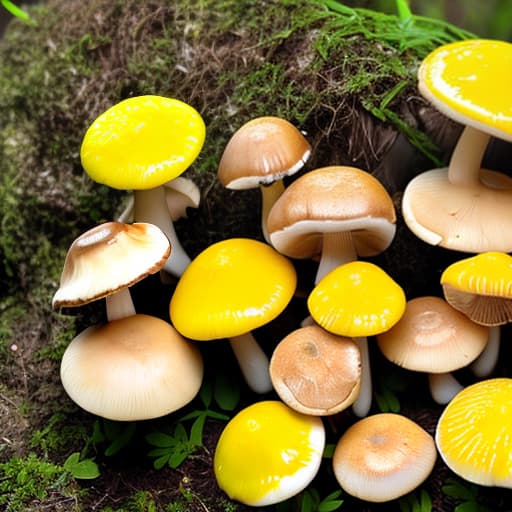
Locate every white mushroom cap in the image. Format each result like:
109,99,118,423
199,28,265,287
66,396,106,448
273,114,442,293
60,314,204,421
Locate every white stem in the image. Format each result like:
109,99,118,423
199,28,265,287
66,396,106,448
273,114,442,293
351,336,372,417
315,231,357,284
117,195,134,223
470,325,501,378
133,186,191,277
261,180,285,243
428,372,464,404
229,332,272,394
106,288,136,322
448,125,490,186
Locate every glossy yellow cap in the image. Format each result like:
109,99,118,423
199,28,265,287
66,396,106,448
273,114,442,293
81,95,205,190
170,238,297,340
418,39,512,141
307,261,406,337
214,400,325,506
436,378,512,488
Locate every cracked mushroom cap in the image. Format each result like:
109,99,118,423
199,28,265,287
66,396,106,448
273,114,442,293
217,116,311,189
169,238,297,340
333,413,437,502
52,222,170,308
80,95,206,190
377,296,489,373
60,314,204,421
436,378,512,488
441,251,512,326
269,325,361,416
214,400,325,506
267,166,396,260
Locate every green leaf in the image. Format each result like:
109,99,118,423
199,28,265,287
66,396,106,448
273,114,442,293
63,452,100,479
152,454,170,470
318,500,344,512
442,480,476,501
300,491,314,512
104,422,136,456
0,0,33,24
199,379,213,408
173,423,188,442
204,410,230,421
213,371,241,411
322,443,336,459
168,449,191,469
147,447,173,457
420,490,432,512
189,414,207,447
455,503,485,512
145,432,177,448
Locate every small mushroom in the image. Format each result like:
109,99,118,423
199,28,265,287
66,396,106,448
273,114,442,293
170,238,297,394
332,413,437,502
213,400,325,506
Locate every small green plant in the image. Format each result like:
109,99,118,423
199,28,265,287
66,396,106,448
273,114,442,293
91,418,137,457
0,0,34,25
399,489,432,512
374,368,407,413
275,488,344,512
63,451,100,479
442,477,492,512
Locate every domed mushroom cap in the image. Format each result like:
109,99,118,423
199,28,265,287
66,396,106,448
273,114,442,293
269,325,361,416
267,166,396,260
80,95,206,190
441,251,512,326
418,39,512,142
214,400,325,506
377,296,489,373
60,314,204,421
52,222,170,308
170,238,297,340
307,261,406,338
333,413,436,502
217,116,311,189
436,378,512,488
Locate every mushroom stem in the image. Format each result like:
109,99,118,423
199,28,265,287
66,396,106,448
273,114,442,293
229,332,273,394
106,288,137,322
470,325,500,378
351,336,372,417
133,186,191,277
261,180,285,243
428,372,464,404
315,231,357,284
448,125,491,186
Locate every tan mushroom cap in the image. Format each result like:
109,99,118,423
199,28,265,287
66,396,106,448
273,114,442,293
332,413,437,502
60,314,204,421
267,166,396,260
52,222,170,309
377,296,489,373
217,116,311,189
269,325,361,416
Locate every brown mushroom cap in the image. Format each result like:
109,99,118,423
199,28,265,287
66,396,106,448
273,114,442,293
269,325,361,416
217,116,311,189
267,166,396,259
377,296,489,373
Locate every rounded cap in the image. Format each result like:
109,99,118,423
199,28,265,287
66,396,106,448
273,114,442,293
214,400,325,506
267,166,396,259
307,261,406,338
170,238,297,340
60,314,204,421
81,95,205,190
52,222,170,308
418,39,512,142
217,116,311,189
269,325,361,416
333,413,436,502
436,378,512,488
377,296,489,373
441,251,512,326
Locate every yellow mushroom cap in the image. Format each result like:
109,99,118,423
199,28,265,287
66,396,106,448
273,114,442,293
418,39,512,141
436,378,512,488
170,238,297,340
52,221,170,308
441,251,512,326
333,413,436,502
307,261,406,337
60,314,204,421
214,400,325,506
80,95,206,190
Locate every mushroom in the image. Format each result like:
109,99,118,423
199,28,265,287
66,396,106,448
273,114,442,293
80,95,205,277
307,261,406,417
332,413,437,502
217,116,311,242
269,324,361,416
169,238,297,394
376,296,489,404
267,165,396,285
213,400,325,506
441,251,512,377
436,378,512,488
402,39,512,252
